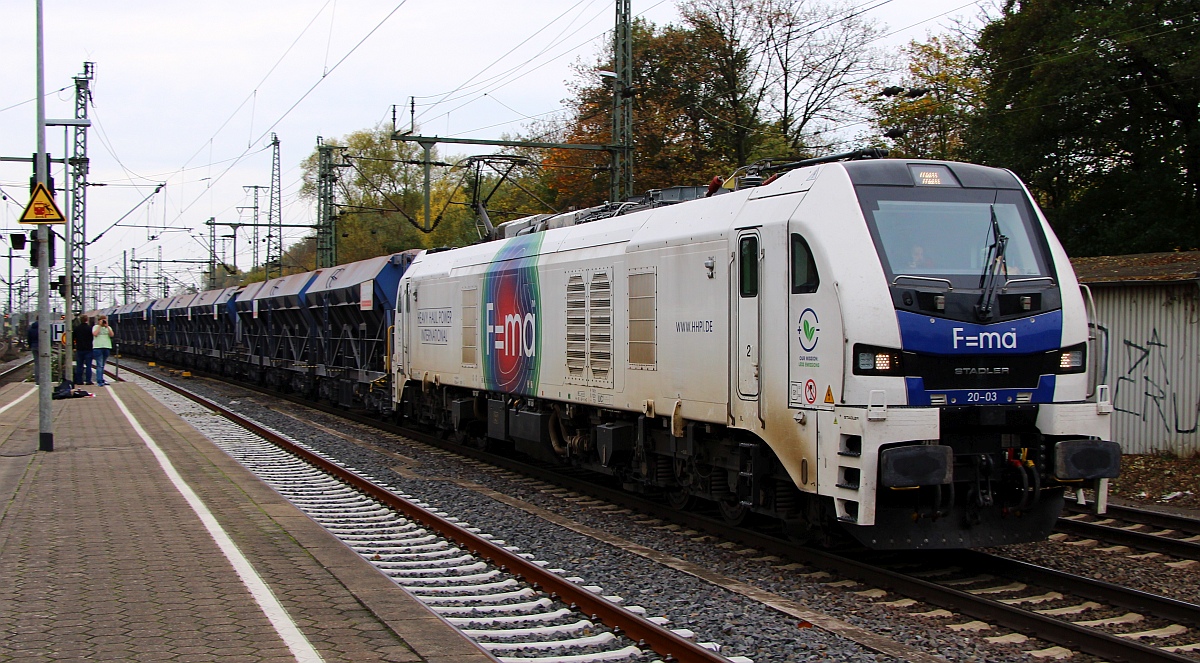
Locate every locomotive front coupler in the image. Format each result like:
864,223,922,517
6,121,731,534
968,454,996,508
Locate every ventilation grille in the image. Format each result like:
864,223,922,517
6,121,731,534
461,288,477,366
566,275,587,375
589,272,612,381
628,271,656,367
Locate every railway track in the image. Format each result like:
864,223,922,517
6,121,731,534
122,365,749,663
0,357,32,383
130,359,1200,662
1055,502,1200,561
847,548,1200,660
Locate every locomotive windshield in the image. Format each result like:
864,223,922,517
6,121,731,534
857,186,1053,289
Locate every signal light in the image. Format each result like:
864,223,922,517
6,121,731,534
854,345,904,376
28,231,56,268
1059,346,1085,372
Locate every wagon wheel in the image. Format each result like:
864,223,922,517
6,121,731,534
717,496,749,526
665,488,694,511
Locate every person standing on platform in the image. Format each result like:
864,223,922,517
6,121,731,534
73,313,94,385
26,316,39,380
92,315,114,386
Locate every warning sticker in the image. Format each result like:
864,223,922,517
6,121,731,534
20,183,65,224
824,386,835,404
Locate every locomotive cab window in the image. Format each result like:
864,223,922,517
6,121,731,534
856,186,1054,290
739,236,759,297
791,234,819,294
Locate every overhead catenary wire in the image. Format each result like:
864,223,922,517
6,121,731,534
410,0,600,116
427,0,975,152
0,84,72,114
80,0,338,271
408,0,678,130
165,2,408,229
88,184,166,246
87,1,1095,294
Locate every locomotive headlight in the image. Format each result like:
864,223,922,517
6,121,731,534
1055,344,1087,374
853,344,904,376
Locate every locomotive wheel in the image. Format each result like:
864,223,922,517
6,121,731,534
453,421,489,450
665,488,694,511
717,497,749,526
782,520,815,545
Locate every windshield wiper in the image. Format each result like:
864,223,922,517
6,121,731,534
975,204,1008,321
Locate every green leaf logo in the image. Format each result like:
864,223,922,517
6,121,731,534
797,308,820,352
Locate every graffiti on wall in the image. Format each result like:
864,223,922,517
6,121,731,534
1113,328,1199,434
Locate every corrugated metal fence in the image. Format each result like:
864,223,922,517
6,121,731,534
1090,282,1200,456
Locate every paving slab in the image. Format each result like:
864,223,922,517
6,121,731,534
0,379,496,662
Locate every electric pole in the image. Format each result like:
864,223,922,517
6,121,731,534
206,218,247,284
69,62,93,313
208,216,217,290
315,137,345,269
266,134,282,279
611,0,633,203
391,0,635,218
243,185,266,271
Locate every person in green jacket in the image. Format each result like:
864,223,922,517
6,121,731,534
92,315,115,386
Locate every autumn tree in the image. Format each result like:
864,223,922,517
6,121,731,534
536,0,884,211
534,18,748,210
860,33,981,160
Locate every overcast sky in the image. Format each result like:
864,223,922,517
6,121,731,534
0,0,986,306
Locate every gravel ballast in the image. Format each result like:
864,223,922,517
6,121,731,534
132,365,1200,663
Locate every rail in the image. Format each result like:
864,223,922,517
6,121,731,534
1058,501,1200,560
121,364,730,663
0,357,33,383
128,358,1200,662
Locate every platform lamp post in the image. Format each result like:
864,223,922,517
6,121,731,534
33,0,53,452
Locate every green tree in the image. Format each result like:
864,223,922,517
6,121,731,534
967,0,1200,255
296,124,479,265
861,34,981,160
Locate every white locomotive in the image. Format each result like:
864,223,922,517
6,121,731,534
392,156,1118,549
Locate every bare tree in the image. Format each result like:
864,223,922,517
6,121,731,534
756,0,885,152
678,0,774,165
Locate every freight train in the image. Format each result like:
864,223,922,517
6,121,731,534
110,154,1120,549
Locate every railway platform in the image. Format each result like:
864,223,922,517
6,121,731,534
0,376,497,663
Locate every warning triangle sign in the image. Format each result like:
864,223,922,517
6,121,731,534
824,386,835,404
20,182,65,224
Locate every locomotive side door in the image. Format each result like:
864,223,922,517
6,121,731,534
395,282,410,382
735,229,761,400
787,228,841,407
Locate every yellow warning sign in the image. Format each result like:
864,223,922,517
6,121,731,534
824,386,835,404
20,183,65,224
